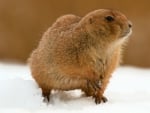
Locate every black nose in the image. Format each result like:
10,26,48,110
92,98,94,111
128,21,132,28
129,24,132,28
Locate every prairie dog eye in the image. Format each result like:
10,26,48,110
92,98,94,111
105,16,114,22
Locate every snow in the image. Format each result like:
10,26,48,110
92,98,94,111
0,62,150,113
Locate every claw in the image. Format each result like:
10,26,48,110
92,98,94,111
42,91,50,102
95,96,108,104
102,96,108,103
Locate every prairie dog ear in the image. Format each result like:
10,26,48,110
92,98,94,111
89,18,94,24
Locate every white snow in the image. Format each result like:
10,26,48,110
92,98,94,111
0,62,150,113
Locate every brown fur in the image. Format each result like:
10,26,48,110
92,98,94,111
29,9,132,104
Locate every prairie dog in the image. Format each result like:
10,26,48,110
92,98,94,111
29,9,132,104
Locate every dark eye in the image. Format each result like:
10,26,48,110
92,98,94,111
105,16,114,22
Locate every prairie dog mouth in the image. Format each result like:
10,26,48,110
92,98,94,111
120,21,132,38
121,28,132,38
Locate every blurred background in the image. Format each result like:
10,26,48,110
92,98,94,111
0,0,150,67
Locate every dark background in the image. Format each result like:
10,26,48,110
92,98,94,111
0,0,150,67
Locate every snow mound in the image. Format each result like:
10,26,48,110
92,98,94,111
0,62,150,113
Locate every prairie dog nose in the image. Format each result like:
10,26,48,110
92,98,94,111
128,21,132,28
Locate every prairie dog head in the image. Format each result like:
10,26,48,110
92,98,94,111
80,9,132,45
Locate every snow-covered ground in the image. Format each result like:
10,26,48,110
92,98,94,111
0,62,150,113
